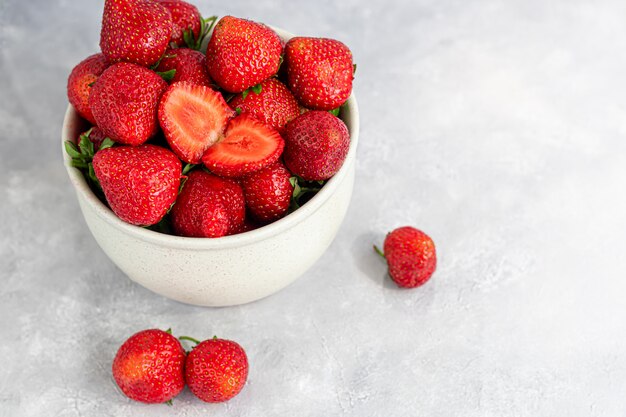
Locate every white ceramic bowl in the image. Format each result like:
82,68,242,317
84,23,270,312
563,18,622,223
62,28,359,306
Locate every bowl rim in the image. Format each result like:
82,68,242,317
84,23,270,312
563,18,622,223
62,27,360,250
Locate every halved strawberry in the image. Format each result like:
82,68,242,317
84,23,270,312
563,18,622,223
158,81,234,163
201,115,284,178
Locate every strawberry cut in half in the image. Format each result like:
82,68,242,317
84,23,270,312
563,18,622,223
202,115,285,178
158,81,235,164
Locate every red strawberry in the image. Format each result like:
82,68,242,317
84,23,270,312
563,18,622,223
171,170,245,237
185,338,248,403
283,111,350,181
155,48,212,86
159,81,234,163
242,162,293,223
89,63,168,145
206,16,282,93
284,37,354,110
202,115,285,178
93,144,181,226
374,227,437,288
154,0,201,47
112,329,186,404
67,53,110,124
229,78,300,133
100,0,173,67
78,126,109,150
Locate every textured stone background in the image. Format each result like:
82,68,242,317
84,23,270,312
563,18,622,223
2,0,626,415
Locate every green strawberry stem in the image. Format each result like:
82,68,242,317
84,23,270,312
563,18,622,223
184,15,218,50
179,335,201,345
156,69,176,82
373,245,386,259
182,163,196,175
165,399,173,406
289,176,325,213
65,132,114,195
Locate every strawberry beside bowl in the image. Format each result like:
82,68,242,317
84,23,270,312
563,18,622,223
62,28,359,307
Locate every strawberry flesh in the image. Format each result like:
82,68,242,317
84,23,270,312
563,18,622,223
202,115,285,178
158,81,234,163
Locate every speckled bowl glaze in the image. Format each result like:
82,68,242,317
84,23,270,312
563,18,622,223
62,28,359,307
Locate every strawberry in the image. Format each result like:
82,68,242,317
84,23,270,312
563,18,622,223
185,337,248,403
206,16,282,93
67,53,110,124
154,0,201,47
374,227,437,288
284,37,354,110
242,162,293,223
155,48,212,86
159,81,234,163
283,111,350,181
89,63,168,145
202,115,285,178
229,78,300,133
92,144,181,226
112,329,186,404
100,0,173,67
171,170,245,237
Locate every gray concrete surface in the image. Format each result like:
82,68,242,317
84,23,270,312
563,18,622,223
2,0,626,415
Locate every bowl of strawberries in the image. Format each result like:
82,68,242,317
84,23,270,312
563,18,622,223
62,0,359,306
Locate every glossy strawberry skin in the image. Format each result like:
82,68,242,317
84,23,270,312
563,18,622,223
383,227,437,288
283,111,350,181
100,0,173,67
242,162,293,223
185,338,248,403
206,16,282,93
171,170,245,238
155,48,212,86
229,78,300,133
154,0,201,46
93,144,181,226
285,37,353,110
112,329,186,404
67,53,110,124
89,63,168,145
